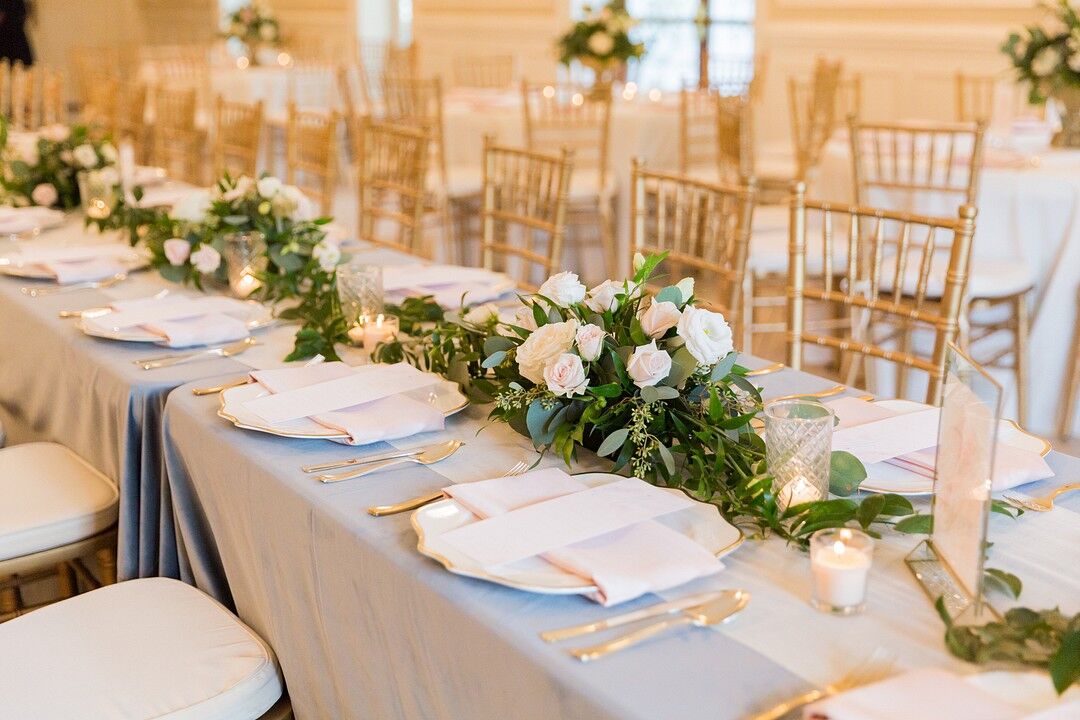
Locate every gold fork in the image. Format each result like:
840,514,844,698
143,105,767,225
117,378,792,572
746,651,895,720
1002,482,1080,513
366,459,530,517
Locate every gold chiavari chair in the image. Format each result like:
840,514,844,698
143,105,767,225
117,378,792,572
631,160,757,340
382,75,447,185
678,88,753,184
521,80,615,277
0,59,10,121
710,52,768,103
286,103,339,217
847,117,1031,423
955,72,997,123
8,62,35,130
116,80,150,161
788,60,861,183
71,45,122,109
786,182,978,406
384,43,420,80
1060,289,1080,438
451,54,516,89
40,68,65,126
213,97,264,178
82,74,120,136
480,137,574,290
153,85,202,184
355,119,431,257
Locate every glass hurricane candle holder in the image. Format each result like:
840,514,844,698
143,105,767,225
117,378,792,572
223,231,267,298
78,171,117,221
763,398,835,510
810,528,874,615
337,260,384,330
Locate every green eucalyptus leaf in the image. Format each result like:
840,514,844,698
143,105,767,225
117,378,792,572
894,514,933,534
597,428,630,457
484,336,516,355
481,350,507,369
655,286,682,305
984,567,1023,599
829,451,867,497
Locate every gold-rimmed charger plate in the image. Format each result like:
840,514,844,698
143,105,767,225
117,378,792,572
412,472,743,596
218,374,469,440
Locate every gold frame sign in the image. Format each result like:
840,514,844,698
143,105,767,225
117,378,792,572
906,343,1002,624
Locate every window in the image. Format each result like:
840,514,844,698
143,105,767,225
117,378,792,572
570,0,756,92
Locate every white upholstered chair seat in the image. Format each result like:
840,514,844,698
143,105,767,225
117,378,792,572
0,577,285,720
429,163,485,199
747,206,850,275
565,167,617,202
0,442,118,563
878,254,1035,299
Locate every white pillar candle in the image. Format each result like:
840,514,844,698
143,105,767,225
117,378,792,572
362,313,398,350
810,528,874,615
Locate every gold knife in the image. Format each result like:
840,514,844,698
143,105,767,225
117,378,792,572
539,591,725,643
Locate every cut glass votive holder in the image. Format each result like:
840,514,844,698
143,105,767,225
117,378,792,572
223,231,267,298
763,398,834,510
337,260,383,330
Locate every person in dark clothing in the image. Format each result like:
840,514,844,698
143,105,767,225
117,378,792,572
0,0,33,65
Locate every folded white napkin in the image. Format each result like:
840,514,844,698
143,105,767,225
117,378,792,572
249,361,445,445
0,206,64,234
143,313,250,348
827,397,1054,491
381,264,511,307
803,668,1054,720
7,243,133,284
442,470,723,606
133,182,196,208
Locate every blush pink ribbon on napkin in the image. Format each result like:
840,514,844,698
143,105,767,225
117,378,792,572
442,469,724,606
249,362,445,446
827,397,1053,491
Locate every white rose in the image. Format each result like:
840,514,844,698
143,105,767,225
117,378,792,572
675,277,695,304
585,279,635,313
30,183,58,207
163,238,191,266
100,143,118,164
515,319,579,384
544,353,589,398
638,300,681,339
588,30,615,56
73,143,99,168
513,304,538,331
626,341,672,388
1031,46,1061,77
256,176,283,198
677,306,734,366
575,323,606,361
191,244,222,274
632,252,646,272
464,303,499,326
40,124,70,142
312,241,340,273
170,190,212,223
537,271,586,307
286,186,317,220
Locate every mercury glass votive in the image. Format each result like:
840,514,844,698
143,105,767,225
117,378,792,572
337,260,384,331
763,398,834,510
223,231,267,298
810,528,874,615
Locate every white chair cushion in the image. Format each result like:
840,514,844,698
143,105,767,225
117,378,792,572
878,254,1035,299
567,167,617,202
0,442,118,562
747,206,851,275
429,163,485,198
0,578,284,720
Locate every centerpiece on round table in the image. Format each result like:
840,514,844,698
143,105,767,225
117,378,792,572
557,1,644,94
0,121,117,210
222,1,281,66
1002,0,1080,147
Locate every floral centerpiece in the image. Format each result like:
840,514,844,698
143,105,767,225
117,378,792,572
557,1,644,83
137,173,348,359
0,121,117,209
1003,0,1080,145
222,1,281,62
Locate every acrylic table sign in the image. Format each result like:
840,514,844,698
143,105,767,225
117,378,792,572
906,343,1003,624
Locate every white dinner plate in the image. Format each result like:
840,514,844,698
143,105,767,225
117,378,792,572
966,670,1080,713
0,246,148,279
218,374,469,440
858,399,1051,496
412,472,744,596
0,207,68,236
76,300,274,343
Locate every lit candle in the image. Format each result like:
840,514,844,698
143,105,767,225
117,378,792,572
810,528,874,615
347,325,366,347
648,88,662,103
622,82,637,101
362,313,399,350
236,56,250,69
231,271,261,298
777,474,823,511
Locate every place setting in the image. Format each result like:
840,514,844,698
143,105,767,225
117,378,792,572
1,243,148,293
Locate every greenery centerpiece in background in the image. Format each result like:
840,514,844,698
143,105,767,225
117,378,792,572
0,120,117,209
222,1,281,64
1003,0,1080,146
136,174,348,360
557,1,645,87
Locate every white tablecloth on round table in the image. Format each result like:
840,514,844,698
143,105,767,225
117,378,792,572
812,139,1080,435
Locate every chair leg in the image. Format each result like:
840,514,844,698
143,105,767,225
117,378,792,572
96,548,117,586
599,197,617,281
1012,293,1030,428
56,562,78,599
741,272,755,354
0,576,21,617
1059,303,1080,438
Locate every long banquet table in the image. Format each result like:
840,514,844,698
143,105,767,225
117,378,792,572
162,356,1080,718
